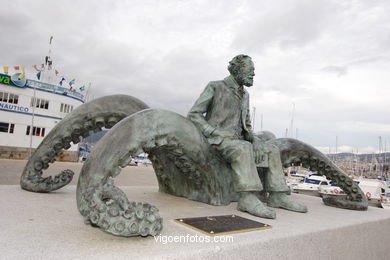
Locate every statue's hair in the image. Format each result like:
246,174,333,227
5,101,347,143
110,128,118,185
228,54,252,75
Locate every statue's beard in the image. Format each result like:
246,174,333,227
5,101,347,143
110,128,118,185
234,73,254,87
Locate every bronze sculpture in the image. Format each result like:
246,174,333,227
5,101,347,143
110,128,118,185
188,55,306,218
20,55,368,237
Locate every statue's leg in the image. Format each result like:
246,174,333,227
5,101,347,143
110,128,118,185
263,144,290,192
215,139,276,219
262,144,308,213
216,139,262,191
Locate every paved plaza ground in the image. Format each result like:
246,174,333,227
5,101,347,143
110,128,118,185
0,159,158,186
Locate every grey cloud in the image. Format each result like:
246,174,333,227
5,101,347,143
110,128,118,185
349,55,390,66
321,54,390,77
321,65,348,77
231,0,339,53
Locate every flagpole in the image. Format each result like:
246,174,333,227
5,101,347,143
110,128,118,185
47,36,53,84
29,82,37,158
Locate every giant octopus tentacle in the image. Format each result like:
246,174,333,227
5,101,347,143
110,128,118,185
267,138,368,211
77,109,238,236
20,95,149,193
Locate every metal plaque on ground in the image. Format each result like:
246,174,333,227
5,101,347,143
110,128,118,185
174,214,271,236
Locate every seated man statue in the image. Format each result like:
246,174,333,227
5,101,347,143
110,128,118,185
188,54,307,219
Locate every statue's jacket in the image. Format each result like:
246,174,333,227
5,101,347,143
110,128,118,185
188,75,253,145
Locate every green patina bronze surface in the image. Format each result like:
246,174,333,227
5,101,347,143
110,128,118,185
20,55,368,238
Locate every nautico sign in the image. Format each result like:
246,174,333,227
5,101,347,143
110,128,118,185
0,73,85,102
0,73,27,88
0,102,29,112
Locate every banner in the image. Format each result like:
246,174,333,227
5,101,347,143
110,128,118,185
33,65,40,71
0,73,27,88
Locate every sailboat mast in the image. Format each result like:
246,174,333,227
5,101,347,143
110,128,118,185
260,113,263,131
290,102,295,138
385,140,388,178
379,136,383,178
335,136,338,162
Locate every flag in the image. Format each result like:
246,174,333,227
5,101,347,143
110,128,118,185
3,66,8,74
55,70,59,76
69,86,76,91
33,65,40,71
49,36,53,45
79,85,85,92
14,66,20,70
59,77,65,86
41,64,44,69
36,71,41,80
69,79,76,86
21,65,26,80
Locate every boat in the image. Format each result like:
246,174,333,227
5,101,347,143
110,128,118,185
355,178,388,207
292,174,331,197
380,193,390,209
318,182,346,198
286,169,310,190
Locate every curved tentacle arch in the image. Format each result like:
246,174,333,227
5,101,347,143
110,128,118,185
77,109,215,236
267,138,368,210
20,95,149,193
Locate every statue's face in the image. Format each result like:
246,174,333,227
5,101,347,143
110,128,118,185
234,59,255,87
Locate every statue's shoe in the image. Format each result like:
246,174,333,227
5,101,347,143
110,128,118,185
267,192,308,213
237,192,276,219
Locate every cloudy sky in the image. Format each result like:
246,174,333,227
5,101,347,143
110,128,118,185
2,0,390,154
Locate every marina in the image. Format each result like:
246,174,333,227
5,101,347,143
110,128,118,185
287,167,390,208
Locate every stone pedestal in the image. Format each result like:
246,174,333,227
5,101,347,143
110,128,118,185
1,185,389,259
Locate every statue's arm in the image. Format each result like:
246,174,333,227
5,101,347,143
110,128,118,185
187,82,216,137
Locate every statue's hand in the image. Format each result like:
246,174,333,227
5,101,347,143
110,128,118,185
253,146,265,164
252,137,266,164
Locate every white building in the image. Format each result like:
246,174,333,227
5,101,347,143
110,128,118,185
0,72,85,159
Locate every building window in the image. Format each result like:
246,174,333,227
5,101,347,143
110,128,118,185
60,103,74,113
0,91,19,104
0,122,15,134
31,97,49,109
26,125,46,137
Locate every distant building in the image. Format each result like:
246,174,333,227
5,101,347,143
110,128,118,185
0,72,85,160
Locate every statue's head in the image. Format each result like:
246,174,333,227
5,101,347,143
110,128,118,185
228,54,255,87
